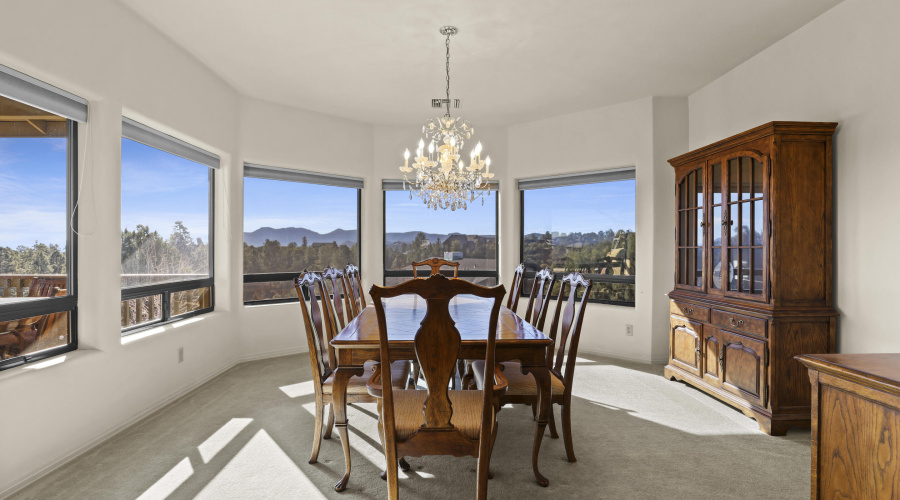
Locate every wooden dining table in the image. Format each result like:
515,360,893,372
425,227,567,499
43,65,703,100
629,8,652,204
329,293,554,492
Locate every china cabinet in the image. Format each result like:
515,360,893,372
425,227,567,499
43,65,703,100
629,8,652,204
666,121,838,435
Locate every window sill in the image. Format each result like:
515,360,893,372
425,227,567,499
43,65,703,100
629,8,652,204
121,309,214,346
0,348,101,383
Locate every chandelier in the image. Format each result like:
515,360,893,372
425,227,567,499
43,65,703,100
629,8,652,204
399,26,492,211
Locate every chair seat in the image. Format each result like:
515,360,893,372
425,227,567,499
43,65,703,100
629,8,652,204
391,390,484,442
471,360,565,397
323,361,410,395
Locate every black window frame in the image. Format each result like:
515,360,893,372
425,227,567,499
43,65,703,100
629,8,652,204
0,121,79,371
120,122,217,335
382,184,500,286
519,169,636,307
242,164,363,306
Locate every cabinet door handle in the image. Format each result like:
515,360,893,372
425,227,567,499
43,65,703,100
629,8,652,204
687,308,694,313
699,221,705,228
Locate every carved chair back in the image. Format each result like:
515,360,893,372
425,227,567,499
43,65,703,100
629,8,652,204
294,271,338,390
524,268,556,332
344,264,366,318
322,266,351,331
369,274,506,441
412,257,460,278
547,272,593,393
506,263,526,312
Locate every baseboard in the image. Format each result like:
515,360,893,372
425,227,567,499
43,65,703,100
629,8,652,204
0,357,236,500
578,347,667,365
236,346,307,364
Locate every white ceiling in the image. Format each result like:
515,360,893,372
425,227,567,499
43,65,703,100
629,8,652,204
118,0,843,126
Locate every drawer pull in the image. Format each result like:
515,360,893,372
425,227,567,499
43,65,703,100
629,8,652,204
729,317,744,327
687,308,694,313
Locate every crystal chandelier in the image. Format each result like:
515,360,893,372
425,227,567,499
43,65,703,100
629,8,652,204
399,26,492,211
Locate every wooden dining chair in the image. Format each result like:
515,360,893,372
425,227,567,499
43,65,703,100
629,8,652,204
471,272,593,463
322,267,353,330
344,263,366,319
367,274,508,500
293,271,411,466
411,257,460,278
505,263,526,313
523,268,556,332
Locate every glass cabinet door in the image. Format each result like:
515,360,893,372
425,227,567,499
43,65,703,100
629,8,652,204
721,154,767,299
676,165,705,290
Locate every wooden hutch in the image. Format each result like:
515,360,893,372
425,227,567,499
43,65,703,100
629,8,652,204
665,121,837,435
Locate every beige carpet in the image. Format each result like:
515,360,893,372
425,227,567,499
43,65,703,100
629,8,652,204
9,354,811,499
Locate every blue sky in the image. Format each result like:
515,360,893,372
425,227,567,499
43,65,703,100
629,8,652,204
121,138,211,243
0,137,68,248
384,190,497,235
523,180,636,235
244,178,358,234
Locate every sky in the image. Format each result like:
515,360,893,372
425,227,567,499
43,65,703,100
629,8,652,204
523,180,636,235
121,138,210,243
384,190,497,235
244,178,358,234
0,137,68,248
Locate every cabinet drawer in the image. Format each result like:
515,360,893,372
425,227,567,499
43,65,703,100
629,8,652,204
670,300,710,322
711,309,767,338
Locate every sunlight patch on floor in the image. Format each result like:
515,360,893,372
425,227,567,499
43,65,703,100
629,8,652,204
135,457,193,500
279,380,315,398
198,418,253,463
194,429,326,500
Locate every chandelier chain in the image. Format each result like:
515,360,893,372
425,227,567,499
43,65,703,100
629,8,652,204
445,33,451,116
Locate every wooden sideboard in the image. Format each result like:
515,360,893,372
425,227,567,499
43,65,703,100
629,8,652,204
796,353,900,499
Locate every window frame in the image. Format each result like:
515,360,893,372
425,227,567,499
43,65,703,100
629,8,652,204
241,165,363,306
382,185,500,286
0,120,79,370
120,123,217,335
518,169,636,307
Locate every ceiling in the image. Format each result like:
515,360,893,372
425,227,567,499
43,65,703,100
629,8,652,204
118,0,843,126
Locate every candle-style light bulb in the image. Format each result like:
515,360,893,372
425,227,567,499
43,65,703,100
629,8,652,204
404,148,410,160
485,156,491,168
475,142,483,156
470,148,476,159
418,138,425,151
459,159,465,171
428,141,435,155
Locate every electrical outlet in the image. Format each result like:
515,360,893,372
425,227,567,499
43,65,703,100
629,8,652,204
178,347,184,363
625,324,634,336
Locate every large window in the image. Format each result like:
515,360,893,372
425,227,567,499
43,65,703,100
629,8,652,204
383,180,498,286
0,64,85,370
120,119,217,332
520,169,636,306
243,164,361,304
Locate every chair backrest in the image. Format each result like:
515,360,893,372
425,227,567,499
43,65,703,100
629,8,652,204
294,271,338,389
344,263,366,317
547,272,593,392
322,266,350,330
506,263,526,312
412,257,460,278
369,275,506,439
524,268,556,332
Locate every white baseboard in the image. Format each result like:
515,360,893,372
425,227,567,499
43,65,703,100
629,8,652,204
578,347,667,365
236,346,307,364
0,358,235,500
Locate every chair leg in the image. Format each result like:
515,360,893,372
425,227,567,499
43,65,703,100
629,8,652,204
476,423,493,500
324,402,335,439
309,395,324,464
384,426,400,500
531,401,537,420
548,403,559,439
409,360,420,389
399,457,411,471
561,400,576,462
377,399,388,480
461,360,475,390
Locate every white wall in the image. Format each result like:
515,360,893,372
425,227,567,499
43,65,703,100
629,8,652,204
506,97,686,363
0,0,242,496
688,0,897,354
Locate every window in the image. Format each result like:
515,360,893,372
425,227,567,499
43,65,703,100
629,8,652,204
519,169,636,306
243,164,362,304
383,180,498,286
120,118,217,332
0,63,86,370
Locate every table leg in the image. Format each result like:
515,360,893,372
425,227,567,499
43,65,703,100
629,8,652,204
332,365,363,492
522,363,551,487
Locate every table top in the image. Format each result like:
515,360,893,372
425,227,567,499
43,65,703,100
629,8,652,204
797,353,900,390
332,294,551,348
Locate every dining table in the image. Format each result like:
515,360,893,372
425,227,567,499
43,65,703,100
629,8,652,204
329,293,555,492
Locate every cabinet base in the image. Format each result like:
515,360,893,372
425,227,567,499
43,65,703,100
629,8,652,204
664,365,810,436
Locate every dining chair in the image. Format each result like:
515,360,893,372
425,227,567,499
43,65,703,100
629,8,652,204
344,263,366,319
471,272,593,463
505,263,526,313
322,267,353,331
411,257,460,278
293,271,411,466
367,274,508,500
523,268,556,332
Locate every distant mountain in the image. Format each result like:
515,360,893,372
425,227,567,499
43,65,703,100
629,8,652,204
243,227,357,247
244,227,494,247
